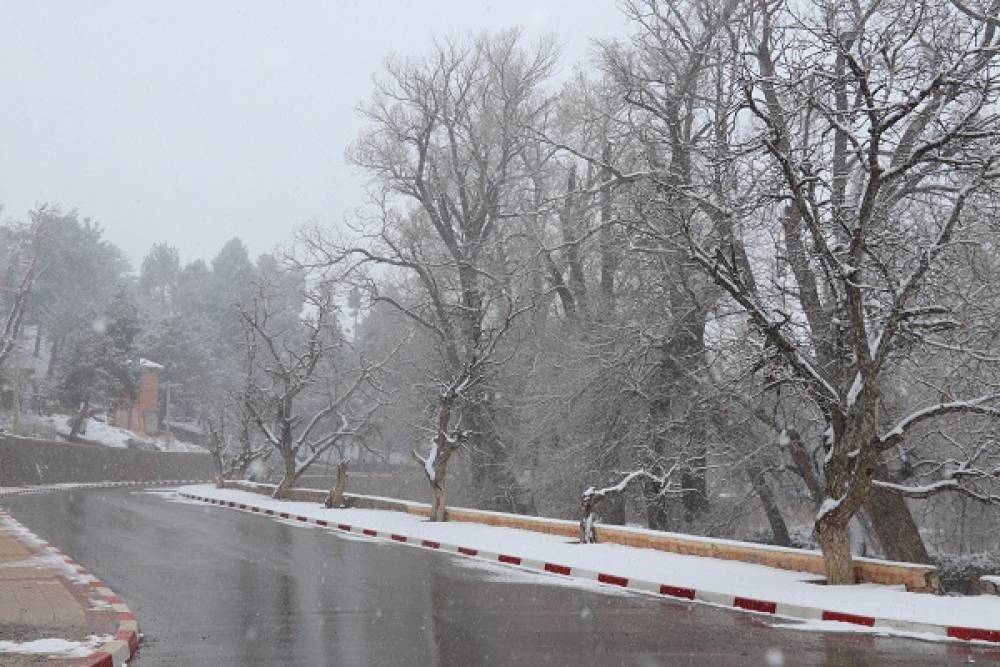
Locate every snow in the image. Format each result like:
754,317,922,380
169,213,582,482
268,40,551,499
0,635,112,658
416,438,438,482
178,484,1000,636
846,373,863,407
232,482,933,569
41,414,205,452
139,357,164,369
43,414,129,448
816,496,842,521
767,619,943,642
454,556,634,594
134,489,206,505
879,395,1000,445
0,516,96,585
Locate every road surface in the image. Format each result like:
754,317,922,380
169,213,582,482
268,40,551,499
2,488,996,666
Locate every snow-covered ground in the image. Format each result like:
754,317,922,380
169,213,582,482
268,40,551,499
41,414,205,452
0,636,113,659
177,484,1000,641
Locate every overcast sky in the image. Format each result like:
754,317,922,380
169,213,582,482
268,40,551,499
0,1,630,270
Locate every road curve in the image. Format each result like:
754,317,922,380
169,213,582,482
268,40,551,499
1,488,994,666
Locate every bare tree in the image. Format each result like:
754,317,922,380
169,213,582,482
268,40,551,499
241,283,379,498
599,0,1000,582
0,209,43,372
580,465,685,543
306,31,556,520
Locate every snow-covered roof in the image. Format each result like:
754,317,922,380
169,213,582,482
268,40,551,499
139,358,164,369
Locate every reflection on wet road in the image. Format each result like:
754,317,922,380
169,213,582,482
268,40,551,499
3,489,997,666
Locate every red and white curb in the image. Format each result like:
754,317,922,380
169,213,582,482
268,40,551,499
179,490,1000,647
0,480,210,499
0,510,139,666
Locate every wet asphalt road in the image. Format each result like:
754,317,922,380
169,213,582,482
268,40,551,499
2,488,999,666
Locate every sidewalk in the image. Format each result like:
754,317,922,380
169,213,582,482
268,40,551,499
0,509,138,666
180,483,1000,646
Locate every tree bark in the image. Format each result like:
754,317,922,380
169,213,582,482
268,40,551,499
645,299,708,530
464,389,535,515
272,453,298,499
212,451,225,488
421,391,458,522
32,324,42,358
815,514,855,585
747,466,791,547
324,460,350,509
865,475,931,564
431,482,448,522
643,477,671,531
560,166,587,314
596,435,627,525
46,336,60,379
782,428,823,501
598,143,616,310
68,397,90,443
580,493,598,544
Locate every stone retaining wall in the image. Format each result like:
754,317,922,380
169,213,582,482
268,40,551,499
0,435,213,486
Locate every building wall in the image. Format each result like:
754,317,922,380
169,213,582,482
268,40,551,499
137,369,159,414
110,368,160,435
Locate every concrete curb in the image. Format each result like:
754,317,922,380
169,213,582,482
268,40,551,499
0,480,210,499
179,489,1000,647
0,510,140,667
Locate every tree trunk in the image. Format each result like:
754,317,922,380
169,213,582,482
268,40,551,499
748,466,791,547
237,421,257,479
580,493,598,544
681,438,709,524
467,393,535,515
781,428,823,502
597,438,627,525
560,166,587,314
431,483,448,522
324,460,349,509
427,435,453,522
68,397,90,443
815,514,855,584
421,393,458,522
32,324,42,358
46,336,60,379
212,451,225,488
643,477,671,530
644,295,709,530
272,454,297,499
598,142,616,310
865,476,931,564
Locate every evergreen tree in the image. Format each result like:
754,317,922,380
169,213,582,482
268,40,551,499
138,242,181,310
57,285,140,442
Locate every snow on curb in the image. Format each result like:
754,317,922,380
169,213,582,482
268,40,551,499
0,636,113,659
0,480,209,499
178,485,1000,647
0,510,139,667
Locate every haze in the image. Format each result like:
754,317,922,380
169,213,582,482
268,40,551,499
0,0,628,268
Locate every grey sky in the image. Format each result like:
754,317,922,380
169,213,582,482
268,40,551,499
0,1,629,270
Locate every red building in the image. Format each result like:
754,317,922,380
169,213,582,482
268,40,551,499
111,358,163,435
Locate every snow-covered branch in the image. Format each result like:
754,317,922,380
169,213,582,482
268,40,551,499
880,395,1000,450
